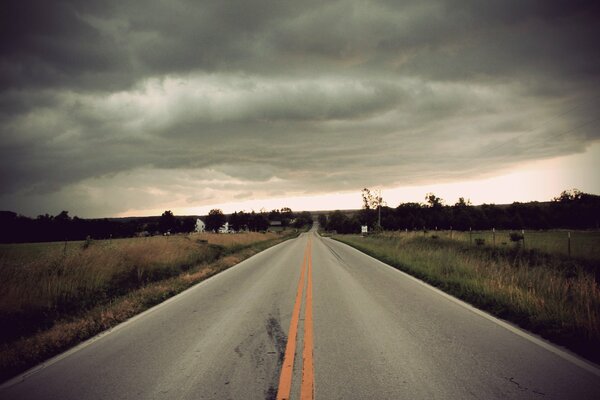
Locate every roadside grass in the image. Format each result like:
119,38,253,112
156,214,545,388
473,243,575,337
0,231,295,381
333,233,600,363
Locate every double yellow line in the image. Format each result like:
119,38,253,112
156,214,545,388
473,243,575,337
277,237,314,400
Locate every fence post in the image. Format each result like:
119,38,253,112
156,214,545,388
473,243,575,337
450,226,453,239
493,228,496,247
568,231,571,257
469,227,472,245
521,229,525,249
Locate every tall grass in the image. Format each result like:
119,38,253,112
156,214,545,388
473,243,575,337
0,233,280,344
335,233,600,363
0,231,292,381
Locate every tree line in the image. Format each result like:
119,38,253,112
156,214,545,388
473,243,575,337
204,208,313,232
0,207,313,243
320,189,600,234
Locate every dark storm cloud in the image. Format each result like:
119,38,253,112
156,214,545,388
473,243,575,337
1,0,599,216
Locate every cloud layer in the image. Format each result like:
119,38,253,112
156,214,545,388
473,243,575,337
1,0,599,216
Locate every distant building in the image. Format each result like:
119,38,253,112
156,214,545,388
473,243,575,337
195,219,206,233
218,222,233,234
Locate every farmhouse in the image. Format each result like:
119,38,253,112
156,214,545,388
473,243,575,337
195,219,205,233
218,222,232,234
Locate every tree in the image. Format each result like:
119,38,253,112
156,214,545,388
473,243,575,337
248,211,269,231
317,214,327,229
159,210,177,233
228,211,248,231
455,197,472,207
362,188,385,229
326,210,358,233
268,209,281,221
361,188,384,210
180,217,196,233
326,210,348,233
553,188,583,203
293,211,313,228
54,210,71,239
425,193,443,209
280,207,294,227
205,209,226,232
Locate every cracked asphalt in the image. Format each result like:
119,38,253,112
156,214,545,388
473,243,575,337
1,228,599,399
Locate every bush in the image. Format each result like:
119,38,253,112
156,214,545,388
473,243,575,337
82,236,93,249
509,232,524,242
475,238,485,246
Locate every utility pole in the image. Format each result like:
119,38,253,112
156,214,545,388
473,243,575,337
378,200,381,229
376,189,383,230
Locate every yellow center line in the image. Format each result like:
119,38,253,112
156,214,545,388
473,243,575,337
276,237,310,400
301,237,315,399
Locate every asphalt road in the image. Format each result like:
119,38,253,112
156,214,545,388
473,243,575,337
2,228,599,399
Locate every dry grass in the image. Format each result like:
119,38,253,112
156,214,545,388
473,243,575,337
0,232,296,380
0,236,216,316
191,231,279,247
335,233,600,363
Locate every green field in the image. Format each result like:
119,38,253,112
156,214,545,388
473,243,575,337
387,229,600,261
334,230,600,363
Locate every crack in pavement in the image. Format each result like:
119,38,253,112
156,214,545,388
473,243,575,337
265,316,287,400
505,377,545,396
266,316,287,366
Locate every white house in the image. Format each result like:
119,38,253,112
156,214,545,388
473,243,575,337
218,222,232,234
195,218,206,233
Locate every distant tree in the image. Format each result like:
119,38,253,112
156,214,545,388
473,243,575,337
280,207,294,227
317,214,327,229
362,188,385,210
553,188,583,203
326,210,358,233
362,188,385,229
54,210,71,223
247,211,269,231
425,193,443,209
268,209,281,221
180,217,196,233
54,210,71,239
159,210,177,233
455,197,472,207
395,202,423,230
293,211,313,229
326,210,347,232
357,208,377,229
451,197,473,230
228,211,245,231
205,209,226,232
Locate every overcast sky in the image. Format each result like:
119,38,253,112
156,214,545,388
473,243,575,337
1,0,599,217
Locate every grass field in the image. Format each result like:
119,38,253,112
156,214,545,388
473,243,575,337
400,229,600,261
0,231,295,380
333,231,600,363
